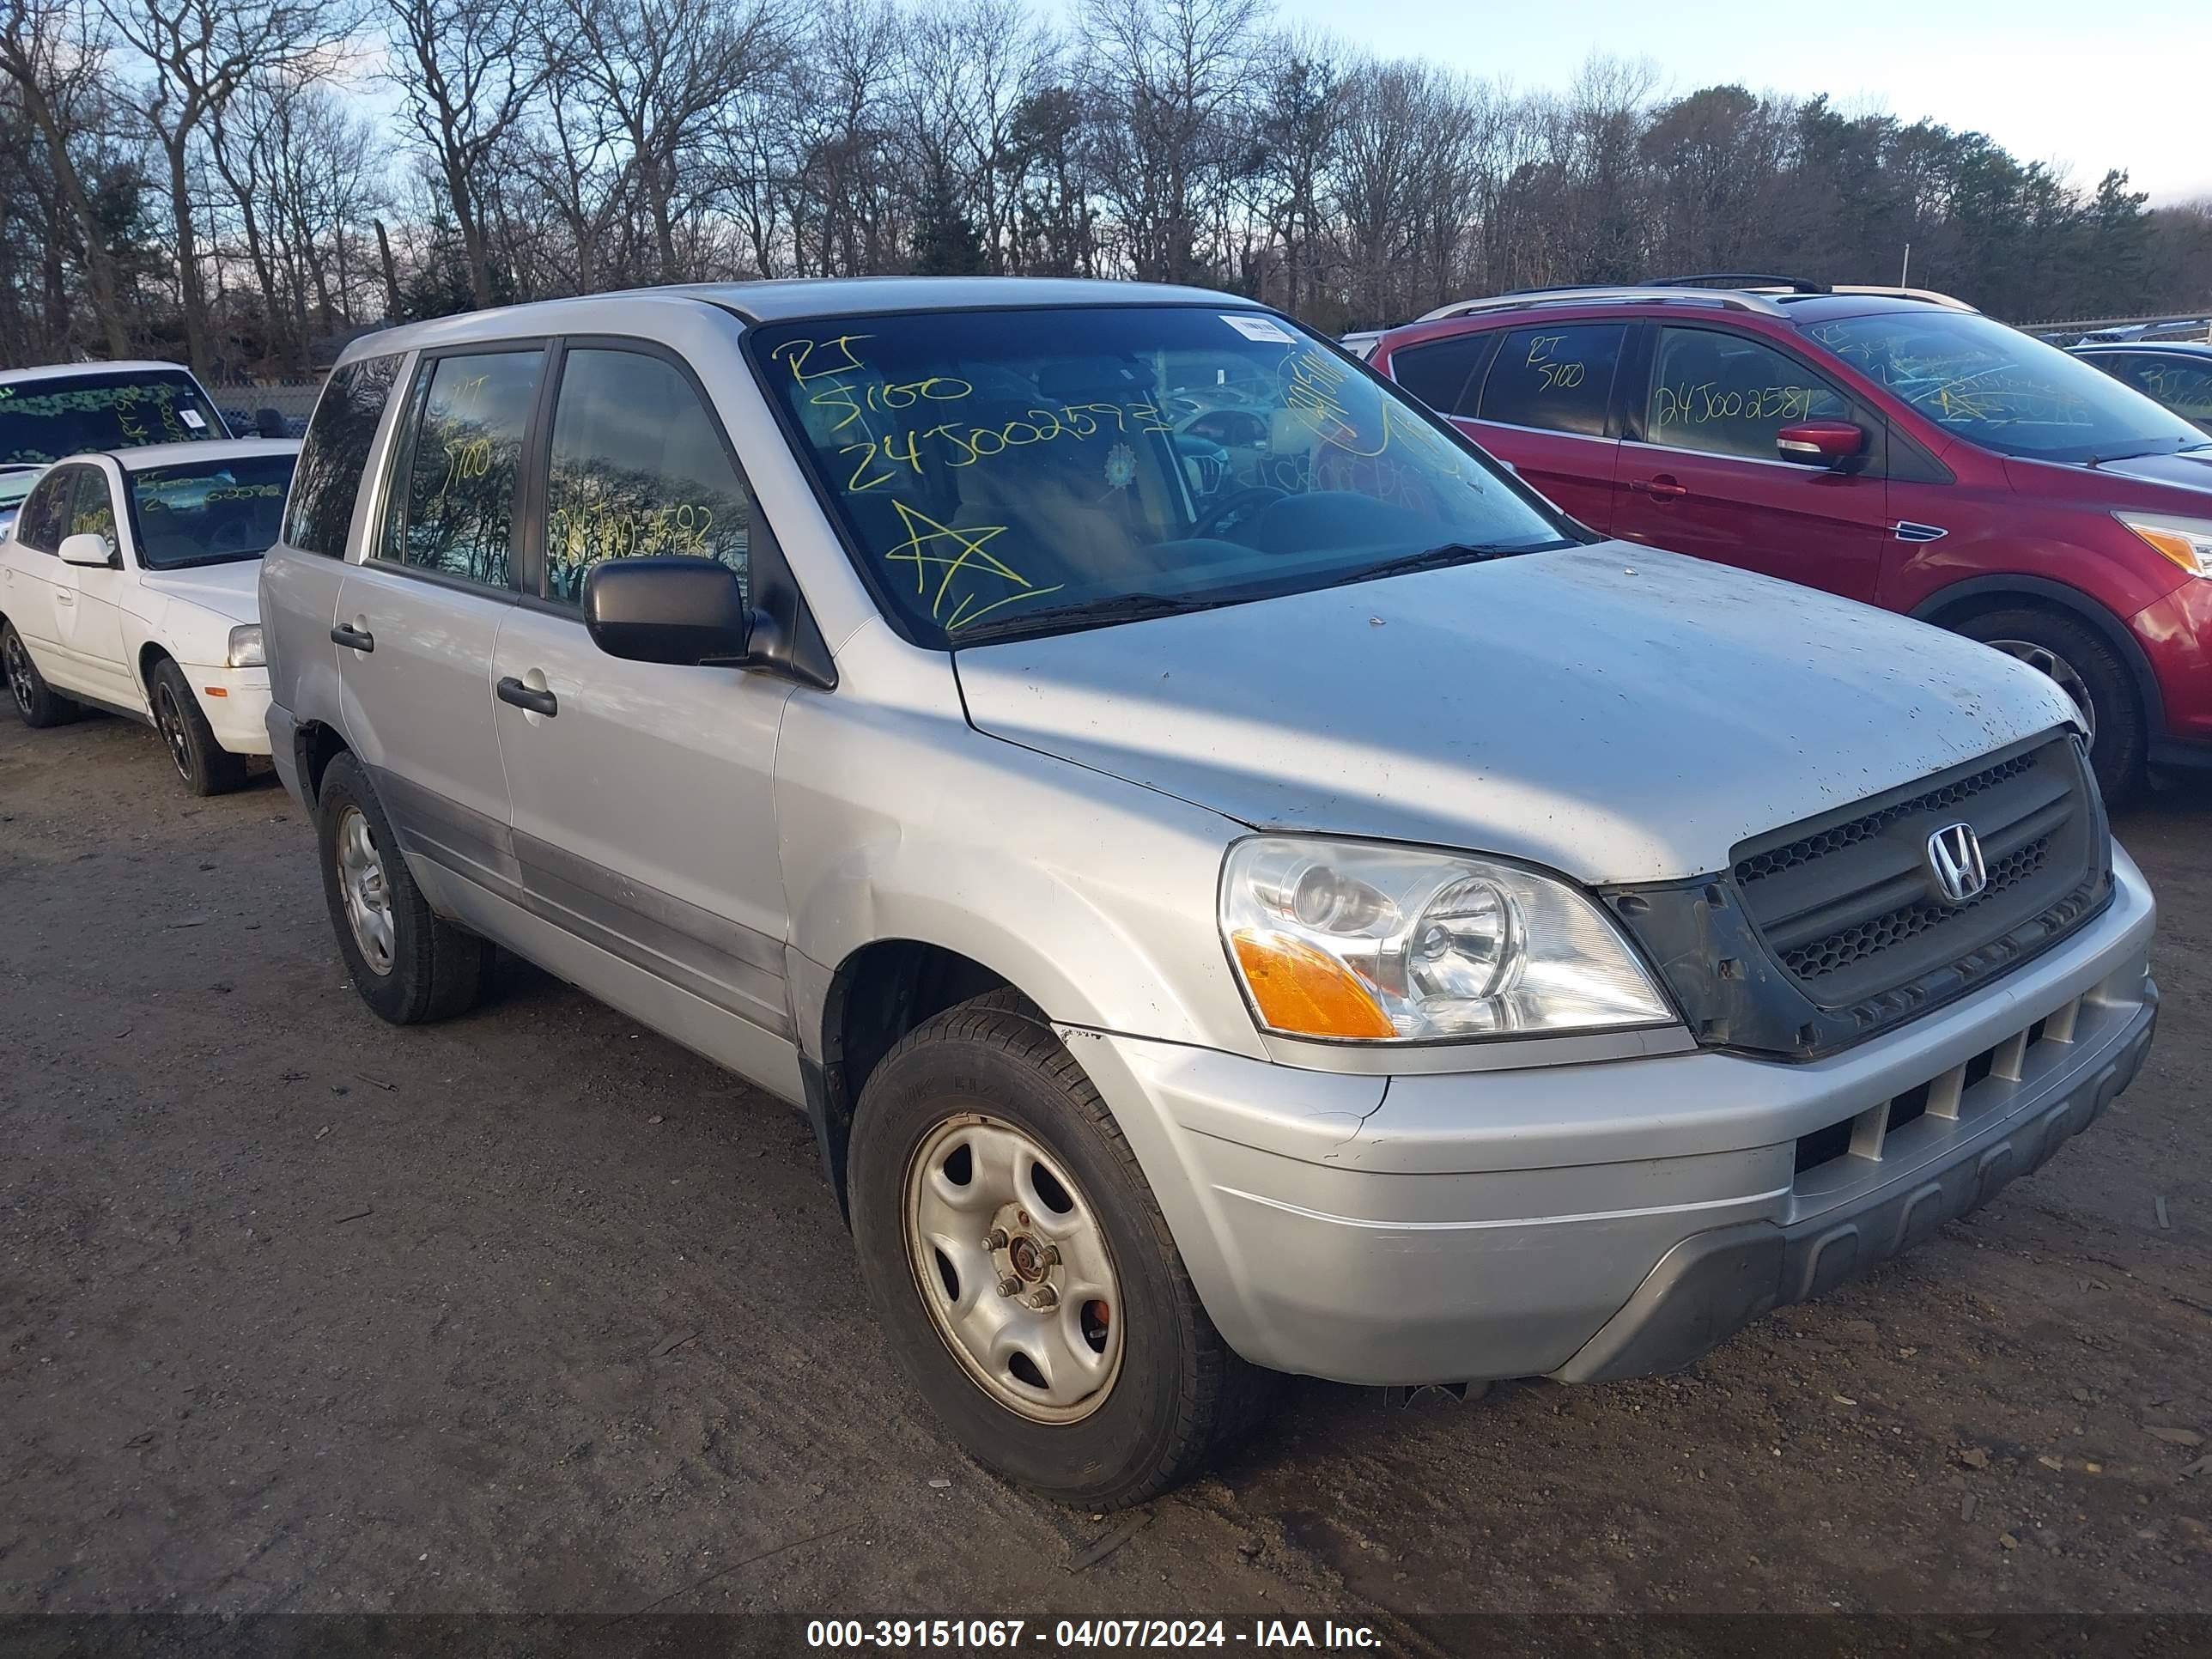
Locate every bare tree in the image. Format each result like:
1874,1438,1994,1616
547,0,788,282
386,0,545,309
0,0,131,353
101,0,359,374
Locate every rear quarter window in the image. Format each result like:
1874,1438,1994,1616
284,352,402,556
1478,324,1626,437
1387,333,1496,416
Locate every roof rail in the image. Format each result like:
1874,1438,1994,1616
1820,284,1978,313
1416,286,1789,324
1650,272,1830,295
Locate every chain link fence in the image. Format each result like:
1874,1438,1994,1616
207,379,325,438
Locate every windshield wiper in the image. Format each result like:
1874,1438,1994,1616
1328,539,1559,588
951,591,1232,644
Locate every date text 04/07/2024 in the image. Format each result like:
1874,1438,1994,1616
805,1619,1383,1649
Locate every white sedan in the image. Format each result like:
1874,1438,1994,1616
0,438,298,793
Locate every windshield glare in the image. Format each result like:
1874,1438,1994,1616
1803,311,2207,464
127,454,295,569
0,370,228,465
749,307,1571,645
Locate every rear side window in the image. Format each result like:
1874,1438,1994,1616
1645,327,1851,460
1478,325,1625,437
542,348,752,606
1389,333,1495,416
379,349,544,590
13,465,81,554
285,352,402,556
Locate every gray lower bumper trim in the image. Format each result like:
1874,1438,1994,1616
1553,988,2158,1384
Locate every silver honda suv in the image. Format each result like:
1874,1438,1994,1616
260,279,2158,1506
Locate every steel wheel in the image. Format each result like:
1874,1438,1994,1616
1987,638,2096,749
335,805,397,975
902,1112,1124,1424
4,633,32,719
153,682,194,779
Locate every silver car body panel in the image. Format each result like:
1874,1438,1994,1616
259,279,2158,1390
954,544,2082,887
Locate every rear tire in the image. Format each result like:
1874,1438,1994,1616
316,751,489,1024
1958,606,2144,805
149,659,247,795
848,991,1274,1507
3,622,72,728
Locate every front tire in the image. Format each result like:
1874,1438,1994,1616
1958,607,2145,804
848,993,1273,1507
316,751,489,1024
3,622,72,728
149,659,247,795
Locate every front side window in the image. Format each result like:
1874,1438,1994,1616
286,352,402,556
380,349,542,589
127,454,297,569
1645,327,1852,460
1803,311,2209,465
1476,325,1626,438
0,370,227,465
543,349,751,606
2111,354,2212,425
70,469,118,545
748,307,1571,647
12,465,81,554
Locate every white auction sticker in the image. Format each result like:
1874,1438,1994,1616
1221,313,1296,344
179,409,206,429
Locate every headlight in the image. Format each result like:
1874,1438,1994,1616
226,623,264,668
2117,511,2212,577
1218,836,1675,1042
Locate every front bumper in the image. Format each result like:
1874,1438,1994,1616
179,663,271,755
1070,846,2157,1388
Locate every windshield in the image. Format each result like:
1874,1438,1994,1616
125,453,295,569
1802,311,2208,465
747,307,1573,645
0,369,229,465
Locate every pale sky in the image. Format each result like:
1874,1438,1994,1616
1275,0,2212,206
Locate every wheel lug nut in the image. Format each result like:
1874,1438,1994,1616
983,1228,1008,1250
996,1275,1021,1297
1038,1244,1060,1267
1028,1285,1059,1310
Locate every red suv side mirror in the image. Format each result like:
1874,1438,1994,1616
1776,420,1868,469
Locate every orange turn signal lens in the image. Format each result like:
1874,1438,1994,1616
1231,931,1395,1039
2127,523,2209,576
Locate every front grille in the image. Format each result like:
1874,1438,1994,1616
1604,733,2112,1060
1731,738,2100,1012
1778,836,2049,982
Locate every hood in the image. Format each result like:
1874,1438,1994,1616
2087,447,2212,493
138,559,262,623
0,466,40,509
953,544,2079,886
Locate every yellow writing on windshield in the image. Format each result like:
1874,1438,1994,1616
884,498,1062,627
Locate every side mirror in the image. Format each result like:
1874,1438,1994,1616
1776,420,1868,470
59,532,118,568
254,407,287,438
581,556,755,665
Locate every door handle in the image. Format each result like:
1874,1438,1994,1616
496,676,558,717
331,623,374,652
1631,476,1689,501
55,591,75,606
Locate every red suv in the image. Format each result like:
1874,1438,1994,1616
1370,278,2212,800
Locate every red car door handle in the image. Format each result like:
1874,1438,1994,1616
1632,475,1689,501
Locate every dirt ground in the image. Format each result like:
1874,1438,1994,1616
2,707,2207,1636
